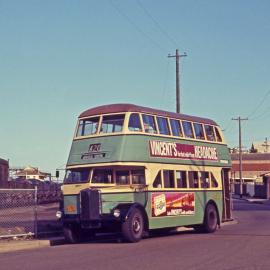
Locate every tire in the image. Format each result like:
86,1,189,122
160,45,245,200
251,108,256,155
63,224,82,244
202,203,218,233
121,208,144,243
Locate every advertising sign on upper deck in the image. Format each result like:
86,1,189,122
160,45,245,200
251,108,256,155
149,140,218,161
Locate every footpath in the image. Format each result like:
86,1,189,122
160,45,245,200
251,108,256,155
0,234,66,254
232,194,270,205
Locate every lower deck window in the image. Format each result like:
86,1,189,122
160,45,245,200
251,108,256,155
64,169,90,184
200,172,210,188
188,171,199,188
131,170,145,184
211,173,219,187
176,170,187,188
153,172,162,188
163,170,175,188
116,171,129,185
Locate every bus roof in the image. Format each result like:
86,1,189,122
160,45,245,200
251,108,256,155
79,104,218,126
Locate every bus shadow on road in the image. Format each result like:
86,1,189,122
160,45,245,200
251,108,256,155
56,228,198,245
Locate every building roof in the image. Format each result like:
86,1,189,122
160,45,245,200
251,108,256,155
231,153,270,161
0,158,8,166
79,104,218,126
16,166,50,177
232,163,270,171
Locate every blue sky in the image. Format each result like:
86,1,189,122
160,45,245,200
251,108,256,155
1,0,270,174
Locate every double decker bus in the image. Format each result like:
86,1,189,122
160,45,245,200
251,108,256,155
59,104,232,243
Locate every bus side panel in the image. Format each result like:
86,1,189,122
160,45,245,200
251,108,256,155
101,192,147,214
147,191,223,230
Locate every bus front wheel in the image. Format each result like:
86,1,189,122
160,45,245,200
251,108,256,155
202,203,218,233
121,208,144,243
63,224,82,244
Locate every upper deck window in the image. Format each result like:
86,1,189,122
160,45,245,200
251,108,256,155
170,119,183,137
77,117,99,137
142,114,157,134
128,113,142,132
101,114,125,133
157,117,170,135
193,123,205,140
214,127,222,142
182,121,194,138
204,125,215,141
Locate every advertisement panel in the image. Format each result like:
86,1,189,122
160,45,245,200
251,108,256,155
151,192,195,217
149,140,218,161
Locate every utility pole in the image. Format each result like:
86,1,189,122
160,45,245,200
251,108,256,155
262,137,270,153
232,117,248,198
168,49,187,113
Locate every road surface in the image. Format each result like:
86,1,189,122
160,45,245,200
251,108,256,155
0,199,270,270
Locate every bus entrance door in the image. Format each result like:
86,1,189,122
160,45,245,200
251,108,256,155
222,169,232,221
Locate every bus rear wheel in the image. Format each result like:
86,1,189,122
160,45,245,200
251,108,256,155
121,208,144,243
202,203,218,233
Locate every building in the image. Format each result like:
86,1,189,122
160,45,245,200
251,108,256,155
15,166,51,181
231,153,270,183
0,158,9,188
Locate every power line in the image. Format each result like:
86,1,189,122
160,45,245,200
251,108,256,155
247,88,270,119
160,58,170,108
135,0,180,48
108,0,165,52
249,105,270,121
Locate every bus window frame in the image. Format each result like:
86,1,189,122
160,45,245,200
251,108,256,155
156,116,171,136
142,114,158,134
162,169,175,189
204,124,216,142
193,122,206,141
75,116,101,138
169,118,183,138
182,121,195,139
101,114,126,134
214,126,223,142
176,170,188,189
127,112,143,132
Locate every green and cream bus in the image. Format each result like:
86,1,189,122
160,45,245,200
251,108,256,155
58,104,232,243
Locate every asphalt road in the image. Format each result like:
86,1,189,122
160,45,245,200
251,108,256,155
1,199,270,270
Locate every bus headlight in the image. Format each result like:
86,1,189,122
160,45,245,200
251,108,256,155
113,209,121,218
56,211,62,219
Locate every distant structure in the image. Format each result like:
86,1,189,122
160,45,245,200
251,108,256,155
0,158,9,188
13,166,51,181
250,138,270,153
231,138,270,183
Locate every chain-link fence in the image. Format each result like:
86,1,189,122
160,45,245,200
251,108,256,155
0,188,62,238
0,188,37,238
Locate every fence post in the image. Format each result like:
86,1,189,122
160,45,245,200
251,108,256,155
34,186,38,238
